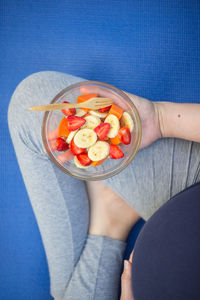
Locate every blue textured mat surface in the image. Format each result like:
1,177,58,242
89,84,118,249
0,1,200,299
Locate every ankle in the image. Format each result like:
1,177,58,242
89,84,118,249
87,181,141,242
89,205,140,242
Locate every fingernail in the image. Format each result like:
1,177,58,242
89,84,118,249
124,260,129,270
129,250,134,263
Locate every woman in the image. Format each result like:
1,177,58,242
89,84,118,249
120,181,200,300
8,71,200,300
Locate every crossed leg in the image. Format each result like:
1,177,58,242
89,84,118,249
8,71,200,299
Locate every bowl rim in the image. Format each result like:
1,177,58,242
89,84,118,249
42,80,142,181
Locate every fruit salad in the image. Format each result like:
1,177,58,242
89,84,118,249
56,94,134,169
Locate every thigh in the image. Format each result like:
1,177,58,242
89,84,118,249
103,138,200,220
8,71,89,297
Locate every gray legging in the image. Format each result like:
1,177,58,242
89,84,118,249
8,71,200,300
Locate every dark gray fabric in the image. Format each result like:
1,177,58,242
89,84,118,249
132,182,200,300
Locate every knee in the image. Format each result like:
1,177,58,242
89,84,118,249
8,71,83,153
8,71,83,125
8,71,49,125
8,71,58,121
7,71,56,148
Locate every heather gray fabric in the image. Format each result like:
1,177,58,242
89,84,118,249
8,71,200,299
104,137,200,220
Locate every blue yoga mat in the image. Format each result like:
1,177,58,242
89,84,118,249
0,1,200,299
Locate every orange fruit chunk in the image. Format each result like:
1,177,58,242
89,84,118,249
107,104,123,119
110,135,121,145
58,117,70,137
91,155,109,167
77,93,98,112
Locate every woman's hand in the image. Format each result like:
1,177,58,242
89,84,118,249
120,251,134,300
79,86,162,149
125,92,162,148
79,86,162,148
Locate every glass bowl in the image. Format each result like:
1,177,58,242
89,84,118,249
42,81,142,180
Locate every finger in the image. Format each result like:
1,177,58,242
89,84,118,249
80,86,140,108
129,250,134,263
48,139,58,152
80,86,117,100
80,86,102,95
56,150,74,164
120,260,134,300
80,87,127,110
47,128,59,141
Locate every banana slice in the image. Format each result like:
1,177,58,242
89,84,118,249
66,129,78,144
88,141,110,161
104,114,120,138
74,129,97,148
74,155,90,169
81,115,101,129
121,112,134,132
90,110,108,119
75,108,86,117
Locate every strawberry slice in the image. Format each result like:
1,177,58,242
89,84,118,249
99,105,112,113
76,153,92,166
62,101,76,117
56,137,69,151
94,123,111,140
118,126,131,145
109,144,124,159
70,138,85,155
67,116,86,131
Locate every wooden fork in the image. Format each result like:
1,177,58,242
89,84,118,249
28,97,113,111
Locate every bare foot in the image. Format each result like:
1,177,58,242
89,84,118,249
86,181,141,242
